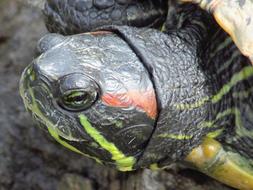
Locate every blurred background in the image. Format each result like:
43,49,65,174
0,0,235,189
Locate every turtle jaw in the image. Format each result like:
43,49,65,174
19,64,43,125
19,64,108,164
19,63,88,142
19,63,57,132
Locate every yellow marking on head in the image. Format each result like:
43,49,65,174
26,85,102,164
79,115,136,171
48,127,102,164
27,67,36,81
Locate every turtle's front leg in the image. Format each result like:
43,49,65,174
44,0,168,34
180,0,253,65
186,138,253,190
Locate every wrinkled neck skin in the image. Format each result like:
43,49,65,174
104,15,253,168
100,25,217,168
98,4,243,168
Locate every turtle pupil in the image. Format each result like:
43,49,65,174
66,93,88,103
60,90,97,111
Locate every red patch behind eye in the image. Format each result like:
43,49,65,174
102,89,157,119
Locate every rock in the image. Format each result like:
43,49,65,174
57,174,93,190
18,0,45,10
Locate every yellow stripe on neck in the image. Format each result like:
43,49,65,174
79,114,136,171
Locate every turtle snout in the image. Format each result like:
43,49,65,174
20,64,35,110
19,63,52,128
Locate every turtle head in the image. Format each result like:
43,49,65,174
19,32,158,171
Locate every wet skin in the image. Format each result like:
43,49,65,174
20,2,253,189
20,32,157,171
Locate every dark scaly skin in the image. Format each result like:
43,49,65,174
44,0,168,34
202,28,253,161
44,0,253,65
100,6,218,167
20,4,215,166
21,2,253,165
20,32,157,170
20,1,253,189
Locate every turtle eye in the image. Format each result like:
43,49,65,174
60,89,98,111
58,73,100,111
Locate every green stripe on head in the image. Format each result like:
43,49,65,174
79,114,136,171
48,127,102,164
26,85,102,164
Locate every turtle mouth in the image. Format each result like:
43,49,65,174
20,70,141,169
20,64,85,142
20,64,52,130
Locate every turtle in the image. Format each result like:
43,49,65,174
20,1,253,190
43,0,253,64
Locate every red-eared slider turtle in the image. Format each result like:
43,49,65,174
20,1,253,190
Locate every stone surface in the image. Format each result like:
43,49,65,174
0,0,234,189
57,174,93,190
